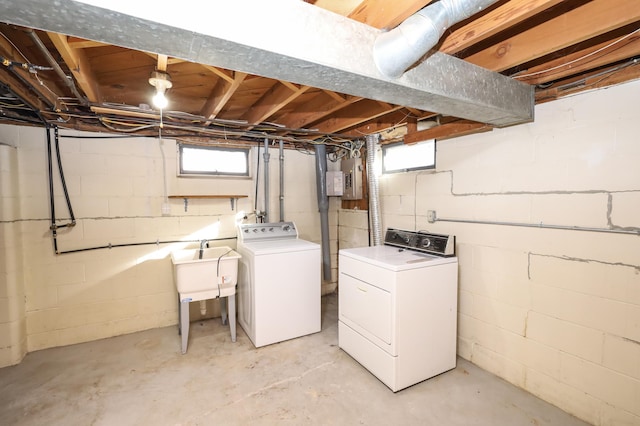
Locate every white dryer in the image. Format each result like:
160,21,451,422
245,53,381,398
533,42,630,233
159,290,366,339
338,228,458,392
236,222,321,347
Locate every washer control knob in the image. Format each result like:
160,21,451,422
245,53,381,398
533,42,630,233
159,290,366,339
421,238,431,248
261,228,266,232
283,225,291,231
252,228,258,233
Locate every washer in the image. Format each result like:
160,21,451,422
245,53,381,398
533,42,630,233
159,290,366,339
237,221,321,348
338,228,458,392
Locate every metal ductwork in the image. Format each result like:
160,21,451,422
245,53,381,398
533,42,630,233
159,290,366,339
1,0,533,127
374,0,500,79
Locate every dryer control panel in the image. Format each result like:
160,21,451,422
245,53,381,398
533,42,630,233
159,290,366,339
238,221,298,242
384,228,455,257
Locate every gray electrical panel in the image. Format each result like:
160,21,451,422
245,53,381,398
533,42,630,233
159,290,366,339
341,158,363,200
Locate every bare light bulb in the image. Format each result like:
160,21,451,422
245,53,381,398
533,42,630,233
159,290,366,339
149,71,172,110
152,90,168,109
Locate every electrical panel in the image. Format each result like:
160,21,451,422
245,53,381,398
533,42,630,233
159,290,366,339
341,158,363,200
326,171,344,196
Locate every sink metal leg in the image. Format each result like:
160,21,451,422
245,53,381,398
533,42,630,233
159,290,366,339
220,296,228,326
180,298,190,354
177,295,182,335
228,295,236,343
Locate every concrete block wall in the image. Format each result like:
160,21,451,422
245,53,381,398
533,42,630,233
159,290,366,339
0,125,336,366
340,80,640,425
0,143,26,366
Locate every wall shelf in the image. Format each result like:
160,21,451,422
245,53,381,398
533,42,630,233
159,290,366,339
168,195,248,212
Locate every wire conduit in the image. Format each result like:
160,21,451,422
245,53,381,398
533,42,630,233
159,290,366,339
431,214,640,236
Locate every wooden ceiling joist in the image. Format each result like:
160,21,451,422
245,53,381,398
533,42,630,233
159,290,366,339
465,0,640,72
241,82,310,125
440,0,566,55
201,71,247,121
47,32,102,103
403,120,492,144
348,0,433,29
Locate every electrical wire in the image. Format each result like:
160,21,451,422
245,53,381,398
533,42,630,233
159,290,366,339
513,27,640,80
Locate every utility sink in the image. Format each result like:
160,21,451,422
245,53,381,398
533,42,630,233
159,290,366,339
171,247,241,297
170,246,241,354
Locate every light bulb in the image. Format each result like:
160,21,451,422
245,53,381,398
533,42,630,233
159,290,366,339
152,90,168,109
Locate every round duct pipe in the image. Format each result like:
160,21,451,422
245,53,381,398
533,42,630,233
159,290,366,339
373,0,499,79
365,134,383,246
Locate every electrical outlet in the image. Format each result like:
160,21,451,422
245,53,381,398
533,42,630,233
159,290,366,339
427,210,436,223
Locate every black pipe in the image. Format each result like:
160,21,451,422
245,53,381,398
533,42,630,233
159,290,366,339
57,236,237,255
53,126,76,223
314,144,331,281
46,125,58,254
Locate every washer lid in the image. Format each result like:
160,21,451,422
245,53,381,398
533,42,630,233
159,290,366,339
239,238,320,256
340,245,457,271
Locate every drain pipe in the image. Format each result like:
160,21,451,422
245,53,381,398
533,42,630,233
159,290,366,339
373,0,500,78
263,138,270,223
315,144,331,281
365,134,383,246
279,139,285,222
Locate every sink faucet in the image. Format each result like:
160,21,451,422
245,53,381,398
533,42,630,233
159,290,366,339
198,239,209,259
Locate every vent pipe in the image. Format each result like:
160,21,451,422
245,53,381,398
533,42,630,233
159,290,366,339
315,144,331,281
365,134,383,246
374,0,500,79
279,139,285,222
263,138,270,223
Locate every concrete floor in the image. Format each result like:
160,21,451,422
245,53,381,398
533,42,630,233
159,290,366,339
0,294,590,426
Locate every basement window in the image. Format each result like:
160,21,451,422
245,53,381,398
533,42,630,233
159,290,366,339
382,139,436,174
178,144,250,177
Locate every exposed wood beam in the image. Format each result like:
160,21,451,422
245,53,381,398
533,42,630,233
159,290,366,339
309,0,362,16
241,82,310,125
465,0,640,72
348,0,433,30
141,51,184,66
200,71,247,121
278,94,362,130
156,54,168,72
440,0,565,55
323,90,347,102
0,66,50,112
0,35,64,108
313,100,403,134
345,108,435,137
3,0,532,126
201,65,235,84
515,30,640,85
67,37,109,48
534,61,640,103
47,32,102,102
404,120,492,143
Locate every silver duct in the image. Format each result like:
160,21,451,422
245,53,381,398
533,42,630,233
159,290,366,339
314,144,331,281
263,138,270,222
374,0,500,79
365,134,382,246
279,140,285,222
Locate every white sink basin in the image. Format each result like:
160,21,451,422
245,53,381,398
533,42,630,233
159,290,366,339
171,247,241,296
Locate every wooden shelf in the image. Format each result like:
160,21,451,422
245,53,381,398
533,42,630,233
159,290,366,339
168,195,248,211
